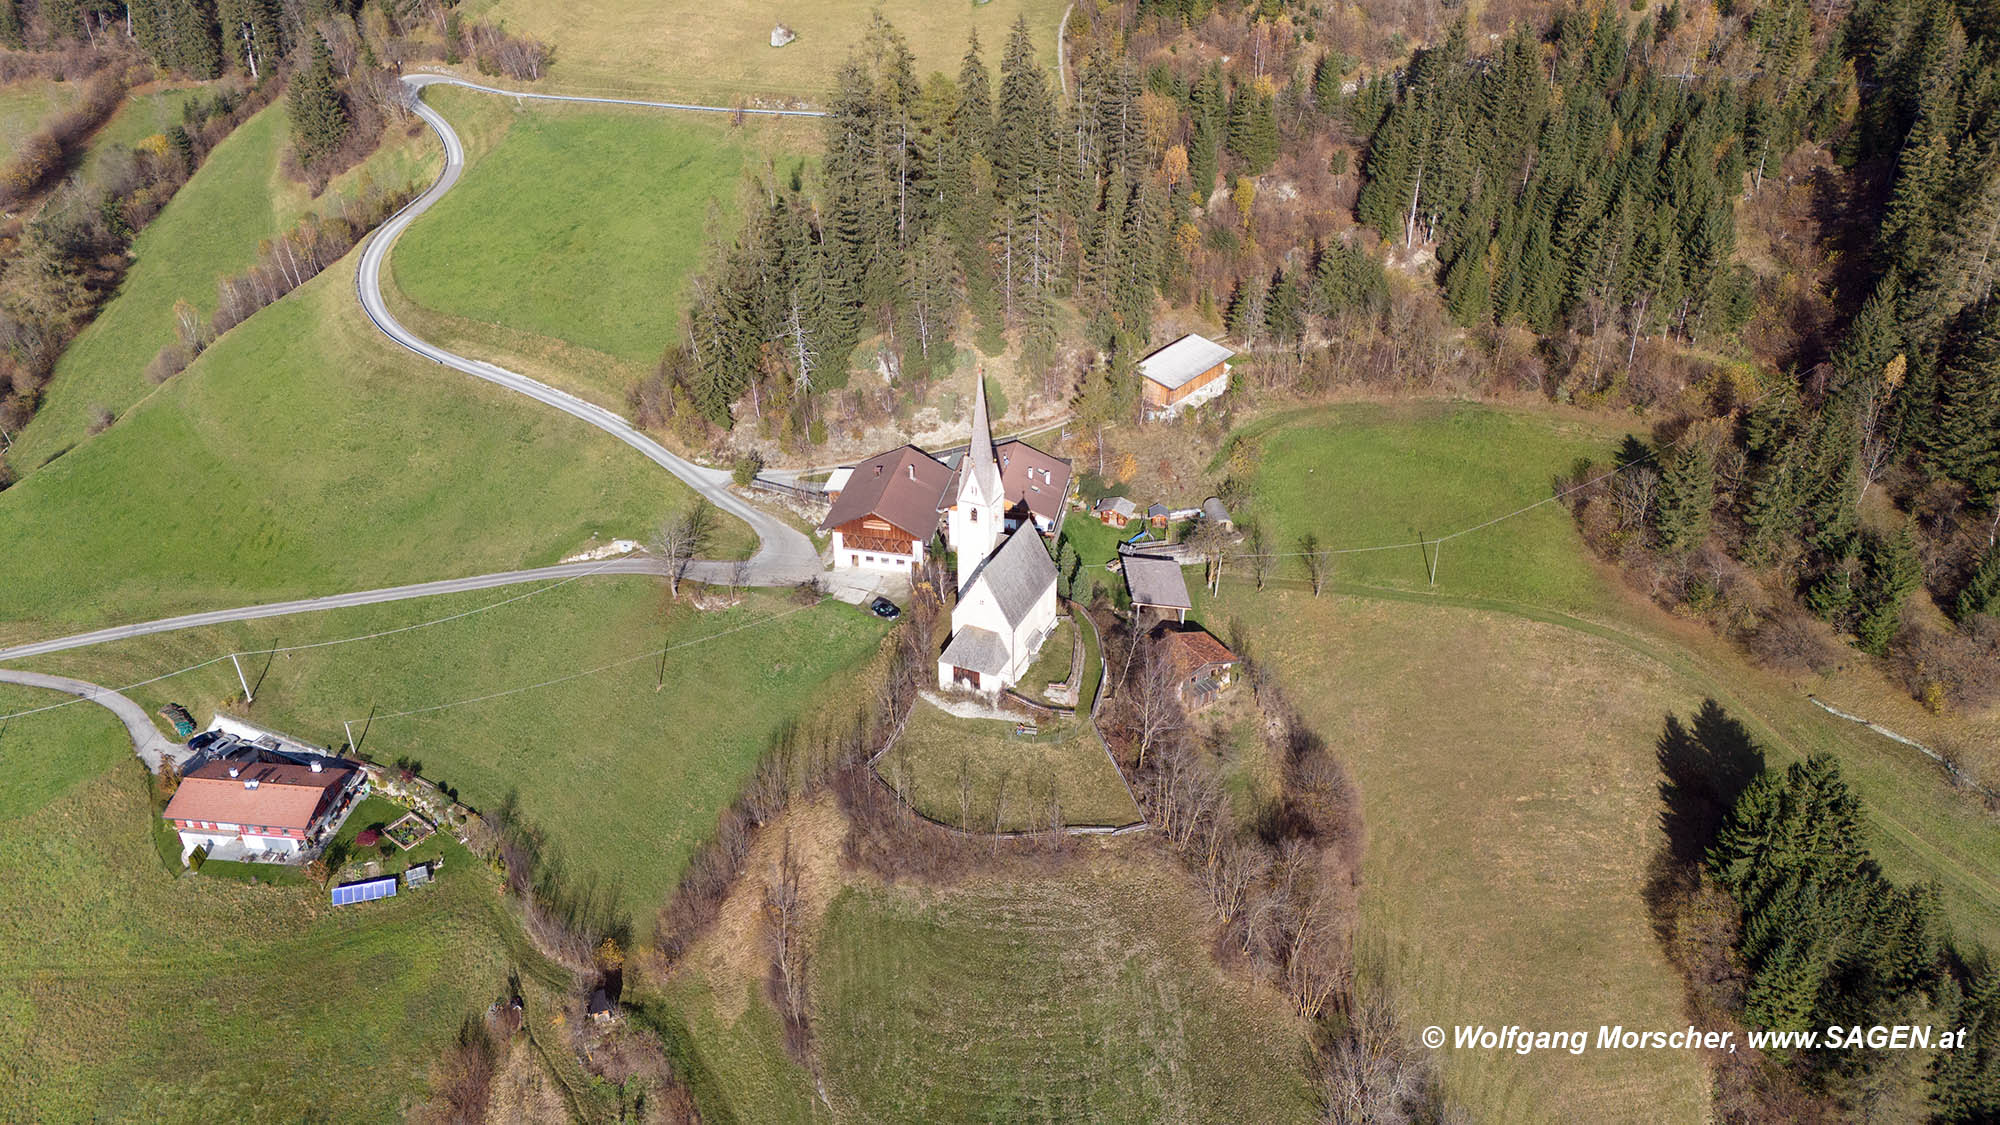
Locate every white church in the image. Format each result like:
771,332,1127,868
934,380,1061,696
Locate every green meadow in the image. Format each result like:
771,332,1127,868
0,260,714,645
22,579,888,928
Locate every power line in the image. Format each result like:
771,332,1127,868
1238,396,1771,561
349,602,816,724
0,561,625,723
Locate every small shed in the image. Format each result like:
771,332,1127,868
1201,497,1233,532
403,862,434,888
1094,495,1139,529
1122,553,1193,623
770,23,796,47
1146,502,1170,530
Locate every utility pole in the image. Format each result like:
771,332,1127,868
230,654,253,704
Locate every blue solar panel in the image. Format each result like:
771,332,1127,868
331,876,398,906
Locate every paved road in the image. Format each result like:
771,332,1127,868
0,560,668,662
354,74,824,585
0,553,888,664
0,669,183,770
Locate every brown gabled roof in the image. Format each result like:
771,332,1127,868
818,446,953,539
943,439,1072,527
1156,626,1239,681
994,440,1071,526
163,759,355,831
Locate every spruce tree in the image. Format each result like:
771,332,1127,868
1264,268,1303,344
0,1,23,49
288,33,350,164
1925,302,2000,500
1855,527,1920,655
1653,436,1716,555
1956,542,2000,622
220,0,282,77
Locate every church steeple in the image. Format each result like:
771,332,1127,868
961,372,1004,508
950,372,1007,591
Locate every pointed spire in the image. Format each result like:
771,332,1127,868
963,371,1004,505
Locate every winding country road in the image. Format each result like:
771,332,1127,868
0,669,183,769
0,559,668,663
355,74,826,586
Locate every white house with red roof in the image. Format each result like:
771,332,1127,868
164,740,365,862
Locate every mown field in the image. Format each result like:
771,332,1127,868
9,101,438,472
0,254,745,645
1200,400,2000,1118
812,856,1318,1122
1216,590,1712,1121
882,698,1138,831
1240,400,1623,613
388,87,793,405
460,0,1068,104
21,579,888,927
0,684,525,1122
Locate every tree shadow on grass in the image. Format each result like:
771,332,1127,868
1657,698,1765,870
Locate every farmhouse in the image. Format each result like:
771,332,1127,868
164,751,365,862
820,379,1072,575
1122,552,1193,623
1138,333,1235,420
821,446,955,572
1153,624,1241,711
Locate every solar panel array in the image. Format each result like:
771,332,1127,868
330,876,398,907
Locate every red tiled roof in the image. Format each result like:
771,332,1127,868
1158,627,1238,682
163,760,354,832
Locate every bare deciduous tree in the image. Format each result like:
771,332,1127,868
655,498,717,597
1246,523,1271,589
1127,639,1185,769
764,834,809,1037
1299,532,1335,596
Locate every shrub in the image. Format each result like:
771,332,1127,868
356,828,380,848
732,451,764,487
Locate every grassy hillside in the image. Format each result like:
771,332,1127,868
460,0,1067,103
0,257,719,645
1217,591,1711,1121
1239,401,1623,614
0,78,78,162
1202,400,2000,1116
0,685,522,1122
74,84,201,184
882,698,1139,831
390,88,774,405
9,101,435,472
21,580,888,927
813,856,1318,1122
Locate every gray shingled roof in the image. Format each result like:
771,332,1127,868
963,526,1057,629
938,626,1010,676
1122,553,1193,610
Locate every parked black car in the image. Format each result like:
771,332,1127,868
869,596,901,620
